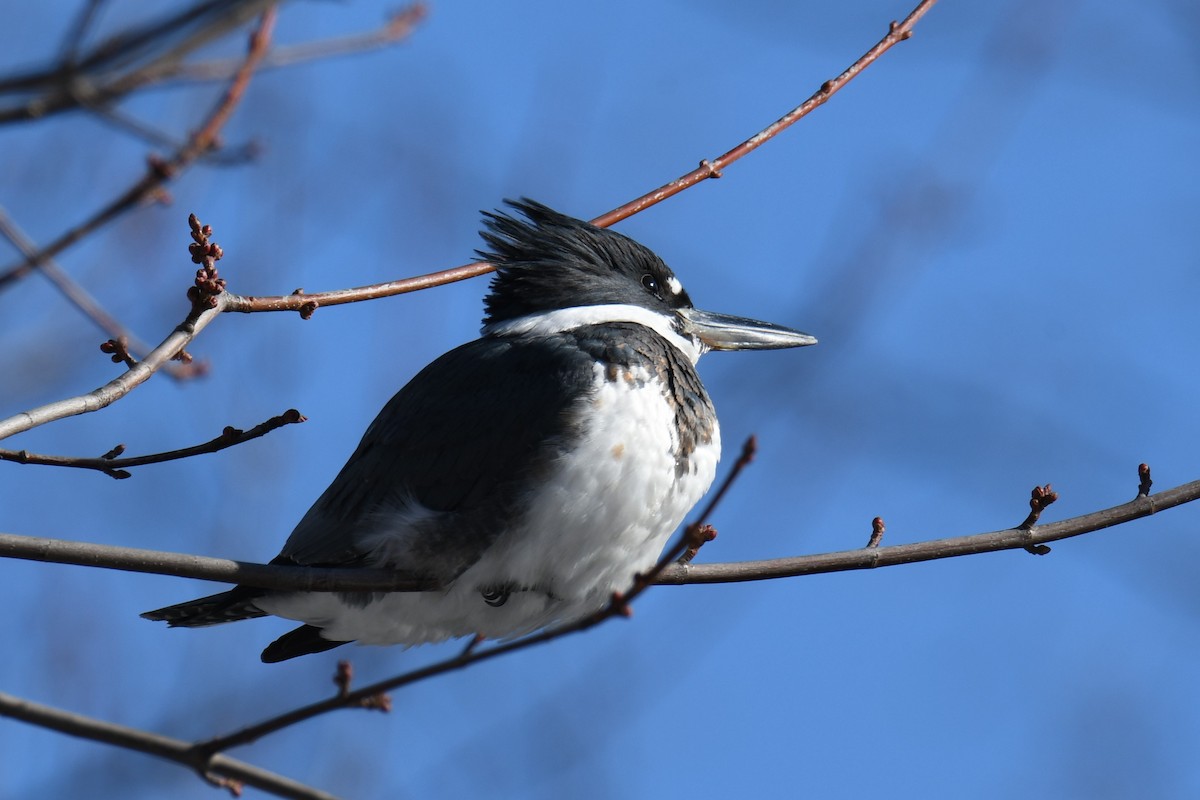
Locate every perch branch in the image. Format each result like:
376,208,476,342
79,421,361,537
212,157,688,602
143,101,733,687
0,468,1193,592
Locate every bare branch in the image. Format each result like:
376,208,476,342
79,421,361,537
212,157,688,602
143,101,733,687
0,0,276,122
0,531,435,592
0,468,1193,592
0,207,203,378
0,692,340,800
218,0,941,316
0,300,222,442
0,5,277,291
168,5,429,82
0,409,306,478
657,471,1198,585
0,215,222,443
589,0,940,228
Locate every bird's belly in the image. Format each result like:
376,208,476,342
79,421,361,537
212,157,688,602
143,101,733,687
265,369,720,645
467,372,721,611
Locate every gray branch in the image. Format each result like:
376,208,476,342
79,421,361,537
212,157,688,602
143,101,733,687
2,477,1196,592
0,692,340,800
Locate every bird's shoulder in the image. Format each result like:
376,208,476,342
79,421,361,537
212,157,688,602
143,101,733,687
277,333,601,570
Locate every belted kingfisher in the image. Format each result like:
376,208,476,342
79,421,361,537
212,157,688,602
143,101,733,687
143,199,816,662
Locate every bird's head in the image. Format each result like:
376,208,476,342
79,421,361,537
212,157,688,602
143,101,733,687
478,199,816,362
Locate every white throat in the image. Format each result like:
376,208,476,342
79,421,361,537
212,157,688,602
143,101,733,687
482,303,705,364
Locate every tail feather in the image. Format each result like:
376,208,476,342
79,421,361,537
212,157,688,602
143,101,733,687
261,624,350,663
141,588,267,628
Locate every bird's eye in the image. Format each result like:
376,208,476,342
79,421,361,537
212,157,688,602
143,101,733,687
641,274,660,295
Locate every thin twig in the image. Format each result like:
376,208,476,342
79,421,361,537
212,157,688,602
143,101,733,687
56,0,109,65
218,0,940,316
0,0,275,120
0,299,222,442
0,409,306,478
167,4,429,82
0,692,340,800
0,206,204,379
588,1,939,228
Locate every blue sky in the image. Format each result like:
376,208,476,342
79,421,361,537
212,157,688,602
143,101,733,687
2,1,1198,798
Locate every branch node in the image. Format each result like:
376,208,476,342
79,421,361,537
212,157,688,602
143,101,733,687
609,590,633,619
100,444,126,460
334,662,392,711
99,337,136,367
678,522,717,565
186,213,226,307
147,153,176,180
334,660,353,697
1138,463,1153,498
459,633,485,659
866,516,885,548
1018,483,1058,530
699,159,723,178
201,771,244,797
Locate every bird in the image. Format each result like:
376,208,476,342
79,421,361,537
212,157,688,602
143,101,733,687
142,199,816,662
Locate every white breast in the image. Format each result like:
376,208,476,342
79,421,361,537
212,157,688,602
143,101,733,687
260,363,720,645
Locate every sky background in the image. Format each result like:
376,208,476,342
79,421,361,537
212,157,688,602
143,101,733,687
2,0,1199,798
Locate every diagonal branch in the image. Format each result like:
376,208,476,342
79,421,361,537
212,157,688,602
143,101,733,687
218,0,941,316
0,207,205,379
0,0,275,120
0,692,340,800
0,299,222,442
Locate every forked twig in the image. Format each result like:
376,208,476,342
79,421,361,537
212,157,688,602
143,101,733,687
0,409,306,479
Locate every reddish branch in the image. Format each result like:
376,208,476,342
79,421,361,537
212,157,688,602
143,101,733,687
218,0,940,316
0,409,305,479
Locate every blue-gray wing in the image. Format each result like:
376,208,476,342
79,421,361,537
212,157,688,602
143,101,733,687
277,335,595,582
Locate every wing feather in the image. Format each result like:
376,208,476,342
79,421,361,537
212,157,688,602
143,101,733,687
278,335,594,582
